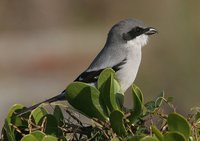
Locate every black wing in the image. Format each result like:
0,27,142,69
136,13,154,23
75,58,127,83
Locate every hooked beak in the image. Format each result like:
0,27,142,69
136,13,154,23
145,27,158,35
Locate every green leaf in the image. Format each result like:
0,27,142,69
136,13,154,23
151,125,164,141
31,131,45,140
155,91,164,108
38,114,59,136
3,120,15,141
110,110,127,137
189,137,195,141
101,72,119,112
164,132,186,141
129,84,144,123
21,134,38,141
115,92,124,109
144,92,165,114
4,118,26,141
97,68,117,90
65,82,108,121
145,101,156,112
132,84,144,103
140,136,159,141
42,135,58,141
53,105,64,126
6,104,29,132
6,104,25,123
98,68,123,114
31,107,47,125
168,113,191,139
127,135,145,141
195,112,200,122
111,137,120,141
53,106,64,136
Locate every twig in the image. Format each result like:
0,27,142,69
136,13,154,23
65,109,83,126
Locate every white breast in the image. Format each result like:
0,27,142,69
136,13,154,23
116,34,148,92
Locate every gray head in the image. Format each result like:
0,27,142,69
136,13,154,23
107,19,157,47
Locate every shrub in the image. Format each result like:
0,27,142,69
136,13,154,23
1,68,200,141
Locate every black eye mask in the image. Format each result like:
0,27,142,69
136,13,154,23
123,27,146,41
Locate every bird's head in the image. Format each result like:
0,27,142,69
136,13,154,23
107,19,157,48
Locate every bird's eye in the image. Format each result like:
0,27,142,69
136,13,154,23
135,27,142,33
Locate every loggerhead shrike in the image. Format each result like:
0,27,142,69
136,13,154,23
17,19,157,115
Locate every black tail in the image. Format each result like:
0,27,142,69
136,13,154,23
17,91,66,116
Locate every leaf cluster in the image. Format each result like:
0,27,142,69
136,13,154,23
1,68,200,141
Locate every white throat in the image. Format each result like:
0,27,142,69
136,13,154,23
126,34,148,48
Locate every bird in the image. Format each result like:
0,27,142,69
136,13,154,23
17,18,157,115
